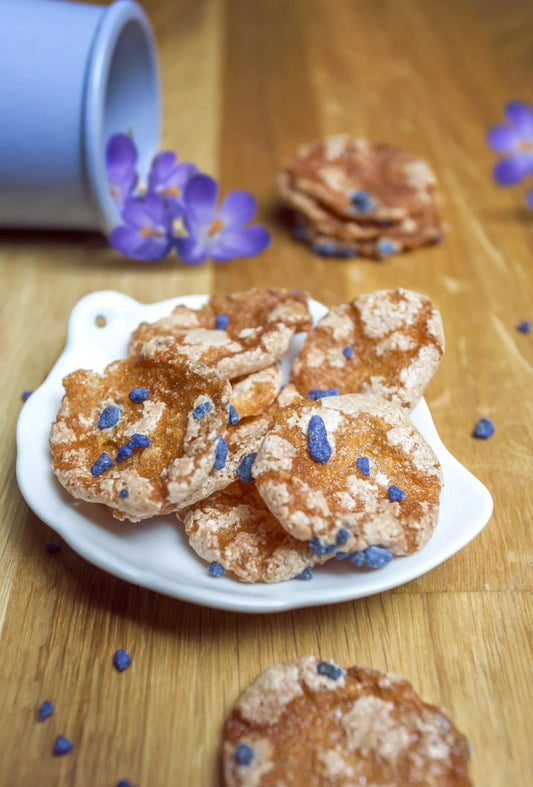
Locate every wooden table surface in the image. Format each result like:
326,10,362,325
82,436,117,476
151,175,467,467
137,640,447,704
2,0,532,784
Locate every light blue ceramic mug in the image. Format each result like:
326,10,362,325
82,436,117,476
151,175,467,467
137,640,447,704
0,0,160,234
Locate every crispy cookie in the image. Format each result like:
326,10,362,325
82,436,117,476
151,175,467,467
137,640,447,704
182,481,328,582
230,363,283,420
223,656,472,787
50,342,231,521
252,394,443,552
129,288,312,380
280,136,439,222
291,288,445,410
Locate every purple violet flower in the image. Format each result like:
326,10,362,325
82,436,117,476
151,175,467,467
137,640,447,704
487,101,533,187
109,192,173,261
106,134,138,210
147,151,199,218
175,174,271,264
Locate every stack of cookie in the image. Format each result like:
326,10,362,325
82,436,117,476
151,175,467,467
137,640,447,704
278,135,446,260
50,287,446,585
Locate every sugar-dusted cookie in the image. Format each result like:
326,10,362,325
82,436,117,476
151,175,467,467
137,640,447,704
182,481,329,583
50,342,231,521
291,288,445,410
252,394,442,552
223,656,472,787
129,288,312,380
230,363,283,420
280,136,439,223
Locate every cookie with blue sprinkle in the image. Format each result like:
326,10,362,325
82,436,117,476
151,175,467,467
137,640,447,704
252,393,442,555
223,656,472,787
50,342,231,521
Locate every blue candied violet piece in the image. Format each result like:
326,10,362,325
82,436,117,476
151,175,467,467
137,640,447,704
317,660,346,681
388,484,406,502
128,433,151,449
335,551,351,560
21,390,33,402
119,488,129,499
216,313,230,330
128,387,149,404
116,781,136,787
53,735,73,755
97,405,121,429
376,237,399,258
342,346,353,359
91,452,113,476
236,452,257,483
45,541,61,554
295,565,313,580
472,418,495,439
113,649,132,672
356,457,370,477
311,241,338,256
208,561,225,577
364,545,393,568
349,550,366,567
116,444,132,462
214,437,229,470
335,528,350,546
307,387,339,400
516,319,531,334
350,190,376,213
309,536,328,556
38,700,54,721
307,415,332,463
235,742,255,766
193,400,212,419
227,403,240,425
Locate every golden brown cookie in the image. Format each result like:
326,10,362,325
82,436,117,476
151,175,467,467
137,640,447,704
280,136,439,223
252,394,443,552
129,288,312,380
181,481,329,582
223,656,472,787
290,288,445,410
50,342,231,521
230,363,283,420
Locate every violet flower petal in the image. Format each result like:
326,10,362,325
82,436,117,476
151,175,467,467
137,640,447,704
121,193,172,233
209,225,271,261
110,224,172,261
218,190,258,228
175,236,208,265
505,100,533,137
106,134,138,208
527,186,533,209
487,125,520,153
147,152,199,217
182,174,219,235
493,153,533,186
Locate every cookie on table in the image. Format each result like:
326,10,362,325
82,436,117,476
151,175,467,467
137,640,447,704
181,481,329,583
280,136,439,223
252,393,443,552
291,211,446,260
223,656,472,787
129,288,312,380
290,288,445,410
50,342,231,521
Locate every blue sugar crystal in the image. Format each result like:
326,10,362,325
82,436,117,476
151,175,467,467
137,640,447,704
193,400,211,419
342,346,353,359
388,484,406,502
473,418,495,439
97,405,121,429
336,528,350,546
208,561,225,578
128,387,149,404
90,452,113,476
350,190,376,213
228,404,240,425
38,700,54,721
317,661,345,681
216,313,230,330
364,545,393,569
53,735,73,756
235,742,255,766
295,566,313,581
214,437,229,470
236,453,257,483
307,415,332,463
113,649,132,672
356,457,370,477
307,387,339,400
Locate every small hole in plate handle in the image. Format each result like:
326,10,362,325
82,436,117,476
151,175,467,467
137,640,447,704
94,315,107,328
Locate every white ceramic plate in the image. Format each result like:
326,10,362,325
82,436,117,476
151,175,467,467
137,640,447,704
16,291,493,613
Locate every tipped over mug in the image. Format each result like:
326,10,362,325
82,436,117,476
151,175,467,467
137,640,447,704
0,0,160,234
